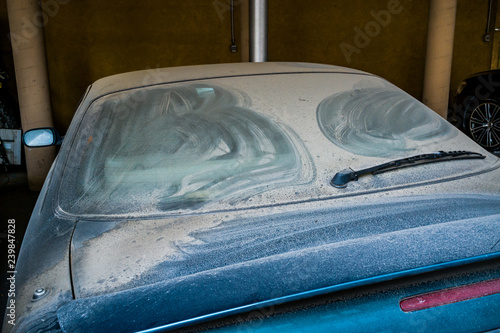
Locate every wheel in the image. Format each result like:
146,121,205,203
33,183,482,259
465,100,500,151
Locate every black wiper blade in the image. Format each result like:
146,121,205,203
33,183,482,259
331,151,486,188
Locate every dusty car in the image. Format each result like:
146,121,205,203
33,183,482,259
448,69,500,153
6,63,500,332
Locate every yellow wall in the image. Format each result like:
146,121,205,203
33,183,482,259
268,0,429,100
451,0,494,92
0,1,494,132
42,0,241,130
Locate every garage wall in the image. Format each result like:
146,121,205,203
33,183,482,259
41,0,241,131
0,0,494,133
268,0,428,101
451,0,494,95
269,0,493,105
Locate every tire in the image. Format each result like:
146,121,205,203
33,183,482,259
464,99,500,151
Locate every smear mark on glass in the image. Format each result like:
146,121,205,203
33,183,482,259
317,87,457,157
65,84,310,214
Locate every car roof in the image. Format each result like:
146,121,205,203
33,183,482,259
89,62,371,98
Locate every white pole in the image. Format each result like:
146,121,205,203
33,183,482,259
7,0,56,190
249,0,268,62
422,0,458,118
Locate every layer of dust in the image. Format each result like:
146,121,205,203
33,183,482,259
71,195,500,299
71,215,224,297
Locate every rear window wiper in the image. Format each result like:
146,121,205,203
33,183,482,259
331,151,486,188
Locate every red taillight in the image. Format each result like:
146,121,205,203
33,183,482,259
400,278,500,312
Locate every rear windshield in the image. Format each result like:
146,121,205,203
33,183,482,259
60,83,312,215
58,73,480,217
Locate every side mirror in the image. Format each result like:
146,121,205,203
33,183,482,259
23,127,62,148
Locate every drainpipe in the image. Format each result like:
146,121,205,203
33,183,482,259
249,0,267,62
7,0,56,190
422,0,457,118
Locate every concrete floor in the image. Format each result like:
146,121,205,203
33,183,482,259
0,169,39,328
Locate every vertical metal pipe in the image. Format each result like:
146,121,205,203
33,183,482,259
7,0,56,190
249,0,268,62
422,0,457,118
